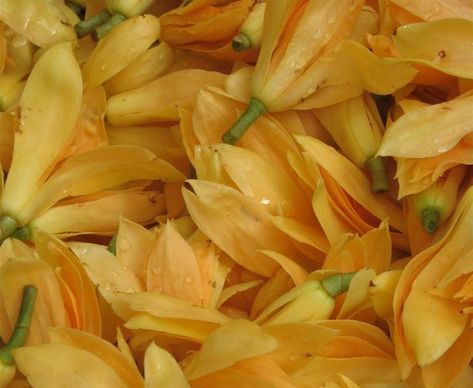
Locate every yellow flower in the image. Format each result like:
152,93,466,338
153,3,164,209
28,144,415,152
0,232,101,346
221,0,416,144
160,0,258,62
393,186,473,386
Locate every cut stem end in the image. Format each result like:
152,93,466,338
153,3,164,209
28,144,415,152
221,98,266,145
232,33,252,52
421,206,440,234
321,272,356,298
0,216,18,242
366,156,389,193
74,9,111,38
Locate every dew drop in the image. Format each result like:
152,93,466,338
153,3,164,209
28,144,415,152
184,275,193,284
152,267,161,275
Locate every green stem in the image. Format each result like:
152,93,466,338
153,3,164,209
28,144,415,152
92,13,126,40
0,285,38,365
107,234,117,255
222,98,266,145
232,33,252,52
321,272,356,298
421,206,440,234
366,156,389,193
0,215,18,242
10,226,31,242
74,10,111,38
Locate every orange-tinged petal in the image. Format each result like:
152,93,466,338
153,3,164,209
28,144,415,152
146,222,203,304
35,232,101,336
183,180,302,277
262,322,338,370
0,238,36,265
18,145,184,223
82,14,161,91
0,259,67,345
126,313,219,344
107,124,190,174
297,135,406,233
324,219,392,273
290,357,404,387
144,342,189,388
250,270,295,319
421,326,473,388
12,342,129,388
59,86,108,162
190,89,301,176
106,69,226,126
185,319,278,380
269,215,329,263
48,327,144,387
256,250,308,286
218,280,264,309
198,144,314,223
378,93,473,159
1,42,82,218
402,289,467,366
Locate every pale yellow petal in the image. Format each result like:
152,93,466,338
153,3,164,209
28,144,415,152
1,42,82,218
18,145,184,223
378,94,473,158
82,14,161,91
144,342,190,388
106,69,226,126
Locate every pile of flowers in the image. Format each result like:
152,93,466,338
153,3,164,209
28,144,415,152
0,0,472,387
